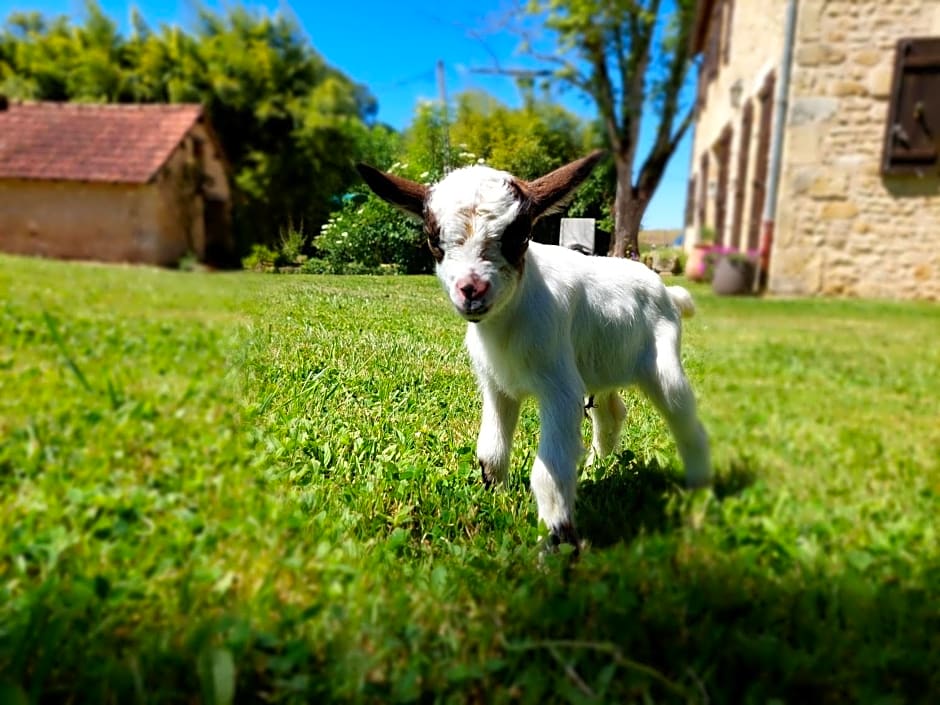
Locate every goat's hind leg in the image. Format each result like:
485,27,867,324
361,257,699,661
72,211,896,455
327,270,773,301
639,323,711,488
586,391,627,466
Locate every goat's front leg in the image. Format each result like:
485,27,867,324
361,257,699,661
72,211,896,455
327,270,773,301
476,379,521,487
530,383,585,551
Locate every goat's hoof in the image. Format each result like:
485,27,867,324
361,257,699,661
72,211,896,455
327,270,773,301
540,521,582,559
479,460,501,489
583,395,596,417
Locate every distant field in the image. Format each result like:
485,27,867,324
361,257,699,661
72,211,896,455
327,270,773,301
1,254,938,703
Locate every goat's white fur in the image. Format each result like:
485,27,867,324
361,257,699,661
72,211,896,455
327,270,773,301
358,157,710,547
462,243,710,534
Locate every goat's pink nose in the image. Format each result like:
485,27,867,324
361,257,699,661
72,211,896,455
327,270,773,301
456,275,490,301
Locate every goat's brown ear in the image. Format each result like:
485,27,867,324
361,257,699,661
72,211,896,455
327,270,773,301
523,150,606,221
356,163,428,218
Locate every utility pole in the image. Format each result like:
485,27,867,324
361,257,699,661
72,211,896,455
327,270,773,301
436,60,451,173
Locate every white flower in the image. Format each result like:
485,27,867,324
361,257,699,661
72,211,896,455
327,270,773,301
477,157,485,164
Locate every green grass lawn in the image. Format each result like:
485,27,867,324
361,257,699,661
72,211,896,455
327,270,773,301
1,254,938,704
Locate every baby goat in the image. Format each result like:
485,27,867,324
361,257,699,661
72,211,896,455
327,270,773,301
357,152,710,551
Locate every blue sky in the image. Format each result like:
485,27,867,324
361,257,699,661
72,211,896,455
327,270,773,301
0,0,694,230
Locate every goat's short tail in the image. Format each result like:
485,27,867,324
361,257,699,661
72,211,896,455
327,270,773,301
667,286,696,319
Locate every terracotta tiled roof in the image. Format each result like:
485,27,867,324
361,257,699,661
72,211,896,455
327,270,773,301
0,102,204,184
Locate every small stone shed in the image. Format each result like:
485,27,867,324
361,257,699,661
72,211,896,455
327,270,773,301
686,0,940,300
0,101,233,266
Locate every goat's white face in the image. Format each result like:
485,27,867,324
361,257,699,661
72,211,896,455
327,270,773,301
425,167,529,321
356,151,604,323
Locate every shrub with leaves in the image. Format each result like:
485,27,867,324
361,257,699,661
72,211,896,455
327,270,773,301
316,188,431,274
241,243,281,271
277,221,308,264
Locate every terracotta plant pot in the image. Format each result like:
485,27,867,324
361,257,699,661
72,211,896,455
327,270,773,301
711,256,757,295
684,244,711,282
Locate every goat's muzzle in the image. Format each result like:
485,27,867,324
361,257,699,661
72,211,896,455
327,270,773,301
455,275,491,320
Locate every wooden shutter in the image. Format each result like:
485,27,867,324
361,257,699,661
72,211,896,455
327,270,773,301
732,101,753,248
685,174,696,227
697,1,726,107
882,37,940,175
714,125,733,246
748,72,775,251
698,151,709,229
705,2,723,81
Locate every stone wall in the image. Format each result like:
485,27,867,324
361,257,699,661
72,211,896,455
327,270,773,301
770,0,940,300
0,180,188,265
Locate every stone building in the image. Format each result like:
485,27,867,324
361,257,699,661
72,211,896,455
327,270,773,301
0,101,233,266
686,0,940,300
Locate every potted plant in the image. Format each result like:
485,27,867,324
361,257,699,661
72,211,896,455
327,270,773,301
711,249,758,295
685,227,715,281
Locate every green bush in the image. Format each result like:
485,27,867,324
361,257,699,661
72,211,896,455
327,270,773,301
298,257,332,274
640,246,687,275
242,224,315,272
278,222,308,264
316,190,433,274
241,244,281,271
299,256,385,275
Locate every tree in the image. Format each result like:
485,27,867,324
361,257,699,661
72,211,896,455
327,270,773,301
491,0,697,258
400,91,595,181
448,92,615,237
449,91,587,178
179,6,376,252
318,90,609,273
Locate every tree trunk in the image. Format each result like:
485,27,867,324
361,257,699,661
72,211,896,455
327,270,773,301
609,156,647,259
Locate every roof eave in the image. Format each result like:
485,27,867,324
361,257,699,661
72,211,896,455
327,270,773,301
0,175,152,185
